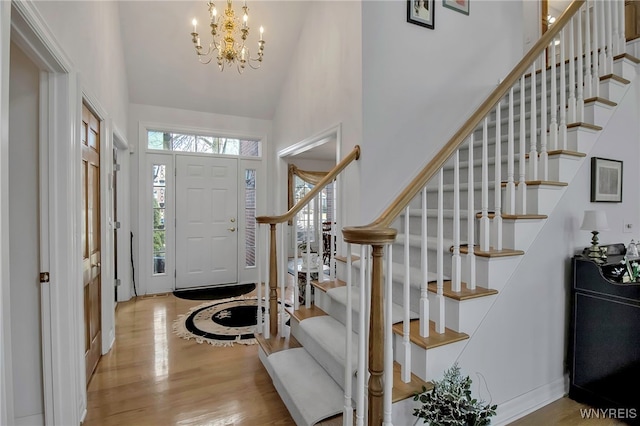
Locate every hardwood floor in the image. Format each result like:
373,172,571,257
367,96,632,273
83,292,622,426
83,293,295,426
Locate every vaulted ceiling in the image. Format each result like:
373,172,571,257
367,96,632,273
118,1,310,120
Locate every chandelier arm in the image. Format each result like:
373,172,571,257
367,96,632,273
198,56,214,65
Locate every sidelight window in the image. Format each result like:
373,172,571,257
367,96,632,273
152,164,166,275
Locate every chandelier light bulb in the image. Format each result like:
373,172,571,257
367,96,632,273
212,8,217,18
192,18,197,33
259,26,263,40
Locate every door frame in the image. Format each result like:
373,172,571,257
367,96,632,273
2,1,121,423
277,124,343,255
137,122,266,296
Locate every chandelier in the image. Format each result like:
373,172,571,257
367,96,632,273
190,0,265,73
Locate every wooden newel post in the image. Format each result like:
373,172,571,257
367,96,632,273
369,244,385,425
269,223,278,337
342,226,396,426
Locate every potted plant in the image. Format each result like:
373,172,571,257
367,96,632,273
413,363,497,426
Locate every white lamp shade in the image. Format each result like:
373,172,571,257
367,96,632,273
580,210,609,231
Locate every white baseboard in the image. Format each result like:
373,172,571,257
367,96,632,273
491,375,568,426
14,413,44,426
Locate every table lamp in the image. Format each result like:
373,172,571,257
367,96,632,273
580,210,609,261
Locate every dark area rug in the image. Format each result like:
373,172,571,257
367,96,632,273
173,283,255,300
172,297,290,347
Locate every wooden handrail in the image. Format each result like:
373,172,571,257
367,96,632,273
343,0,584,243
256,145,361,225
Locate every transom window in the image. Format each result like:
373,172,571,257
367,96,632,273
147,130,261,157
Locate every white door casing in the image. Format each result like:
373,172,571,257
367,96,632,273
176,155,238,289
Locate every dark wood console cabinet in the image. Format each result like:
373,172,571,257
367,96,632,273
570,249,640,424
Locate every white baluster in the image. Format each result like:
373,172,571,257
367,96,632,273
305,200,311,309
584,1,593,99
550,36,559,150
518,75,527,215
576,11,585,123
452,151,462,292
257,224,262,335
613,0,620,55
344,242,353,426
506,88,516,215
480,118,490,251
355,244,366,426
280,224,286,334
493,102,503,251
317,192,323,283
331,181,337,281
383,244,393,425
529,60,538,181
618,0,626,55
364,245,371,424
294,212,300,311
467,135,476,290
606,0,614,75
264,225,270,338
402,206,411,382
592,0,601,95
436,169,445,333
568,17,577,124
559,28,568,150
420,188,429,337
540,51,549,181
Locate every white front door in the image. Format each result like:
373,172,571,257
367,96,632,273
175,155,238,289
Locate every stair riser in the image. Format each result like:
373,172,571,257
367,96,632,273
396,337,467,382
583,100,617,127
461,254,521,291
613,56,638,81
599,78,630,103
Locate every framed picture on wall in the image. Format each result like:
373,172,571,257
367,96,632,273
443,0,469,15
407,0,435,29
591,157,623,202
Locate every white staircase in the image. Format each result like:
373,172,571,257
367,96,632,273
255,1,638,424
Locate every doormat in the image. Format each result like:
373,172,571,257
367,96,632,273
173,283,256,301
172,297,289,347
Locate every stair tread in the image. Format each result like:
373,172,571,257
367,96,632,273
334,255,360,263
256,333,302,357
501,180,568,187
427,281,498,301
458,245,525,258
392,361,434,402
475,212,548,220
614,52,640,64
584,96,617,107
392,319,469,350
287,305,329,322
525,149,587,159
567,122,603,131
312,279,346,293
268,347,344,426
600,73,631,85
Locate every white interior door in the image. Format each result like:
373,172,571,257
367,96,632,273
176,155,238,289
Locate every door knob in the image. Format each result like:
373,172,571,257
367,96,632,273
228,227,236,232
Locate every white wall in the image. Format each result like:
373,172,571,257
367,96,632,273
271,1,362,233
360,0,524,223
32,1,129,132
128,103,272,296
9,42,44,425
456,75,640,416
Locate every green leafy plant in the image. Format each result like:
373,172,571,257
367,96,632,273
413,363,497,426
